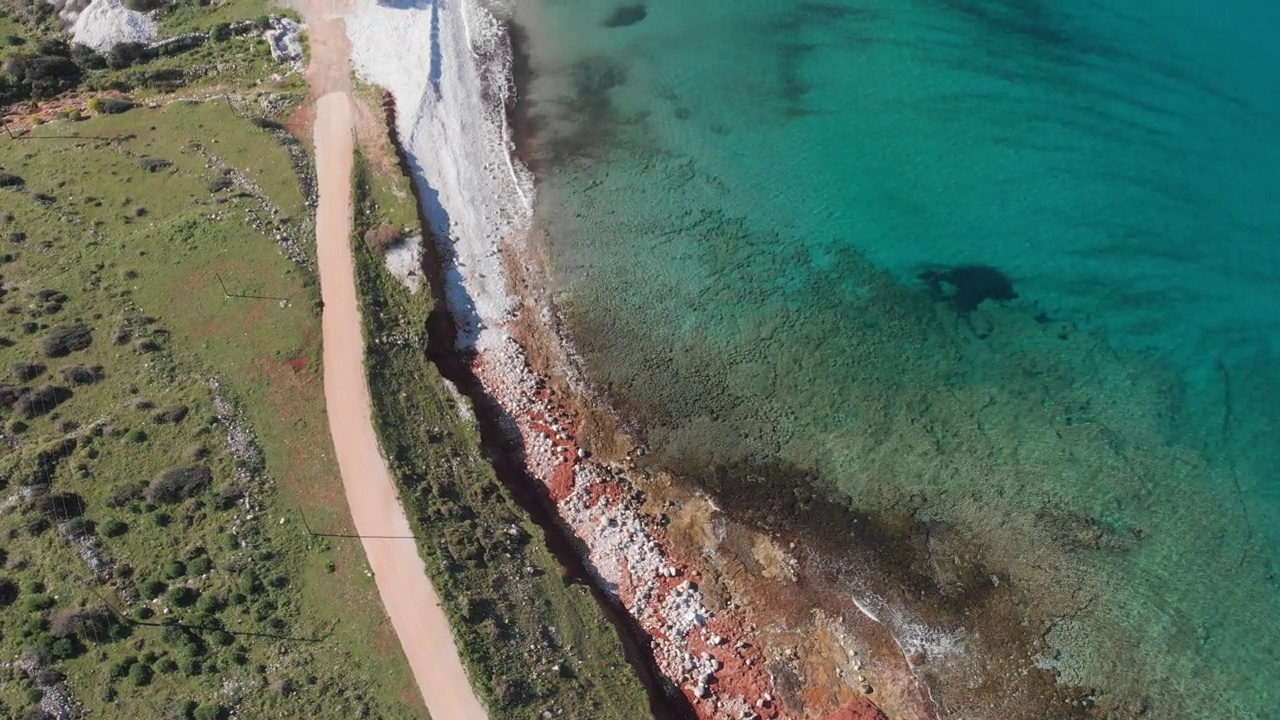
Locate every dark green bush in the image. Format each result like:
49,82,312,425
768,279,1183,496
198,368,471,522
127,662,153,686
59,365,104,385
194,591,221,614
97,97,137,114
108,655,136,679
3,51,81,99
39,323,91,357
11,384,73,419
68,43,106,70
11,361,45,381
138,157,173,173
141,578,167,599
164,560,186,579
23,591,53,607
122,0,166,12
145,466,212,504
193,703,226,720
207,176,233,193
0,578,18,606
166,585,197,608
106,42,149,69
151,404,189,424
49,606,113,640
100,519,128,537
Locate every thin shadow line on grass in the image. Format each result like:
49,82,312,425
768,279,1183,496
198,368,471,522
297,507,419,540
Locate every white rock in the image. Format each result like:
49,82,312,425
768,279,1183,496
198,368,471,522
72,0,157,52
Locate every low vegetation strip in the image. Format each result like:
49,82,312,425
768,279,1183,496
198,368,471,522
350,148,651,720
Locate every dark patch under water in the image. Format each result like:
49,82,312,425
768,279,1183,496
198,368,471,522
604,4,648,28
919,264,1018,313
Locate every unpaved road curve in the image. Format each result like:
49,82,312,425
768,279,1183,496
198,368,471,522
303,1,489,718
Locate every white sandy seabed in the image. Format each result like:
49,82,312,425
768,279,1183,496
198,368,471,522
344,0,533,353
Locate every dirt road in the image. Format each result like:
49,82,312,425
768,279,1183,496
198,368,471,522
302,2,489,718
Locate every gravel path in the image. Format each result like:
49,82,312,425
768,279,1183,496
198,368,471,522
300,0,488,717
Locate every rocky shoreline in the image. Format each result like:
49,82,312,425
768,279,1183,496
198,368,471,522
441,228,939,719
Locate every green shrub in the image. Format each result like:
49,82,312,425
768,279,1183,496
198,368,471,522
141,579,167,599
100,519,128,537
11,384,73,419
166,586,197,608
188,556,213,575
194,592,222,614
127,661,153,686
138,157,173,173
87,97,102,113
122,0,165,11
24,594,55,611
164,560,187,579
97,97,137,114
4,51,82,99
49,606,113,640
194,703,226,720
0,578,18,606
145,466,212,504
39,323,92,357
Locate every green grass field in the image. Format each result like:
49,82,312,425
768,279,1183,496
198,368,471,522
3,1,652,718
1,99,424,719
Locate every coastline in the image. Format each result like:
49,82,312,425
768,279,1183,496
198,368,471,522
338,1,937,717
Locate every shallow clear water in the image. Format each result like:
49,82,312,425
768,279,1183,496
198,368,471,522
507,1,1280,716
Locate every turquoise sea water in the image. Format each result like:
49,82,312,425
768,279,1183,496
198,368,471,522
505,1,1280,716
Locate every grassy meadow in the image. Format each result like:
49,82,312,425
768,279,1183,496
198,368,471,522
0,93,423,720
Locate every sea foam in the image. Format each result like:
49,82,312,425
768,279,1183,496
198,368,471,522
346,0,533,350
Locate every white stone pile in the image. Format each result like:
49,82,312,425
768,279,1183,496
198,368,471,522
71,0,157,52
